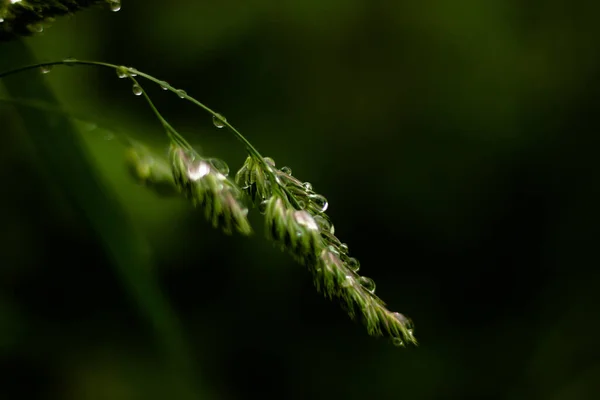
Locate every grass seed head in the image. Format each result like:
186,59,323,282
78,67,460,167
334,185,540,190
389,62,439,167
125,144,178,197
247,158,418,346
170,144,252,235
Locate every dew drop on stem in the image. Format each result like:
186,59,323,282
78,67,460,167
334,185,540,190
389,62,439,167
109,0,121,12
212,113,227,128
132,84,143,96
309,194,328,213
258,200,268,214
208,158,230,176
393,312,415,335
40,65,53,74
28,24,43,33
347,257,360,272
263,157,276,167
176,89,187,99
358,276,376,294
280,166,292,175
392,338,404,347
313,215,332,232
187,160,211,181
116,67,127,79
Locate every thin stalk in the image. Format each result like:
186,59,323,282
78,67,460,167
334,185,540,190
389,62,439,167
127,76,191,151
0,59,302,209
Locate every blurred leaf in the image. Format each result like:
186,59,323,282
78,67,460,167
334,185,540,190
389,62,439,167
0,39,203,399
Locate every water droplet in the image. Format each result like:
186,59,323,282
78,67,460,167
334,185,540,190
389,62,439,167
128,68,138,77
296,200,306,209
308,194,328,213
116,67,127,78
393,312,407,324
208,158,229,176
175,89,186,99
187,160,211,181
109,0,121,12
132,84,143,96
303,182,312,191
258,200,268,214
339,243,349,254
0,18,4,24
313,215,332,231
263,157,276,167
10,0,22,4
28,24,43,33
358,276,376,293
393,312,414,332
347,257,360,272
212,113,226,128
280,166,292,175
280,174,303,190
63,58,77,66
321,230,341,247
40,65,53,74
392,338,404,347
159,81,169,90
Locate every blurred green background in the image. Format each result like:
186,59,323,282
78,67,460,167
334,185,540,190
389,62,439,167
1,0,599,399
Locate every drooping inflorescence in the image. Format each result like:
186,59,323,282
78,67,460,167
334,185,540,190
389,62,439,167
169,143,252,236
125,140,178,197
236,157,417,347
0,58,417,347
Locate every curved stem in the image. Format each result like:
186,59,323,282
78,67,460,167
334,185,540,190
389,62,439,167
126,76,191,151
0,59,302,208
0,0,106,42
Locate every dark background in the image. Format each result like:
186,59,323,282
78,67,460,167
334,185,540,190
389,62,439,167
1,1,599,399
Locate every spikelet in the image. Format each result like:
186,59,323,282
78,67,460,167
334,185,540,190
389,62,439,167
169,144,251,236
240,157,417,346
125,141,178,197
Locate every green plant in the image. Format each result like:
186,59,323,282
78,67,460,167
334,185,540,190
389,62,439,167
0,0,120,41
0,1,417,348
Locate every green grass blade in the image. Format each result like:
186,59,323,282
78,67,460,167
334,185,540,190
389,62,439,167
0,39,202,398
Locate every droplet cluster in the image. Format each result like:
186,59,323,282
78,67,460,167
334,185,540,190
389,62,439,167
170,144,251,235
235,156,416,346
